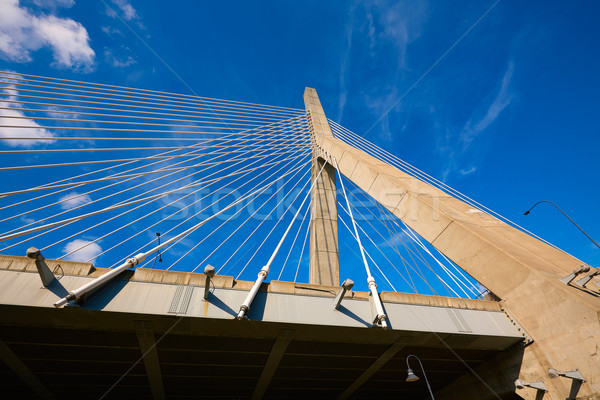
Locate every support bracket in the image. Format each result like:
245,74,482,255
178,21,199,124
560,265,590,285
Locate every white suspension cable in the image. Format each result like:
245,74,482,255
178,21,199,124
161,159,311,271
330,121,566,254
0,147,303,231
346,185,470,297
0,80,303,118
277,204,311,281
42,142,310,259
105,155,311,268
0,91,296,122
293,221,310,283
336,207,397,291
336,201,413,292
0,71,304,113
235,160,327,319
333,156,388,328
189,163,310,273
0,120,309,199
52,177,282,308
60,150,309,263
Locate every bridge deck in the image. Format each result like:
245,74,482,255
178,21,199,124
0,255,524,399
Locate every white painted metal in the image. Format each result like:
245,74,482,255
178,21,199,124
333,157,388,329
53,180,283,308
236,161,328,319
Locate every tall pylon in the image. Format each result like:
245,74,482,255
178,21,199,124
304,87,599,399
305,88,339,286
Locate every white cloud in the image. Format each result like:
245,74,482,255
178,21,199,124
107,0,138,21
0,80,55,147
439,62,515,181
44,105,79,119
33,0,75,9
364,87,400,143
20,215,35,224
58,192,92,210
34,15,95,69
366,0,428,69
0,0,95,70
461,63,514,148
63,239,102,263
0,106,55,147
458,166,477,176
101,25,123,36
104,47,136,68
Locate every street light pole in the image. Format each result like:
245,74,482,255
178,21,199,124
406,354,435,399
524,200,600,250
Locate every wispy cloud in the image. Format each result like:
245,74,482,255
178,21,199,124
107,0,138,21
104,47,136,67
33,0,75,9
20,215,35,224
0,0,95,70
372,0,428,70
63,239,102,263
101,25,124,37
458,166,477,176
58,192,92,210
337,9,353,122
0,79,56,147
440,62,515,181
337,1,429,138
460,62,514,149
363,87,400,143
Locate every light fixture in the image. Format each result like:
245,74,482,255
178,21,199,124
26,246,55,287
406,354,435,399
560,265,591,285
574,267,600,288
514,379,548,392
548,368,586,382
333,278,354,310
406,368,419,382
524,200,600,250
203,265,215,300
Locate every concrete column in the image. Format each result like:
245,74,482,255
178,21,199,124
304,88,339,286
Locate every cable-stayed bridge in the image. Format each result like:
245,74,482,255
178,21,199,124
0,72,598,400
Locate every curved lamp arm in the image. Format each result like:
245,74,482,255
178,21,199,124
524,200,600,250
406,354,435,399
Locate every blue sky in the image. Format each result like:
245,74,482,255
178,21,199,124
0,0,599,293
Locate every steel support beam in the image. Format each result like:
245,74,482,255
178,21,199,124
251,329,294,400
337,337,408,400
0,337,55,399
134,320,165,400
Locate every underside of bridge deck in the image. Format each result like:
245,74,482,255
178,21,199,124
0,255,525,399
1,305,523,400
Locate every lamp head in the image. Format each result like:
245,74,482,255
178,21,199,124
406,368,420,382
577,265,591,274
514,379,526,389
26,247,43,260
204,265,215,278
523,210,530,215
341,279,354,290
548,368,561,379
